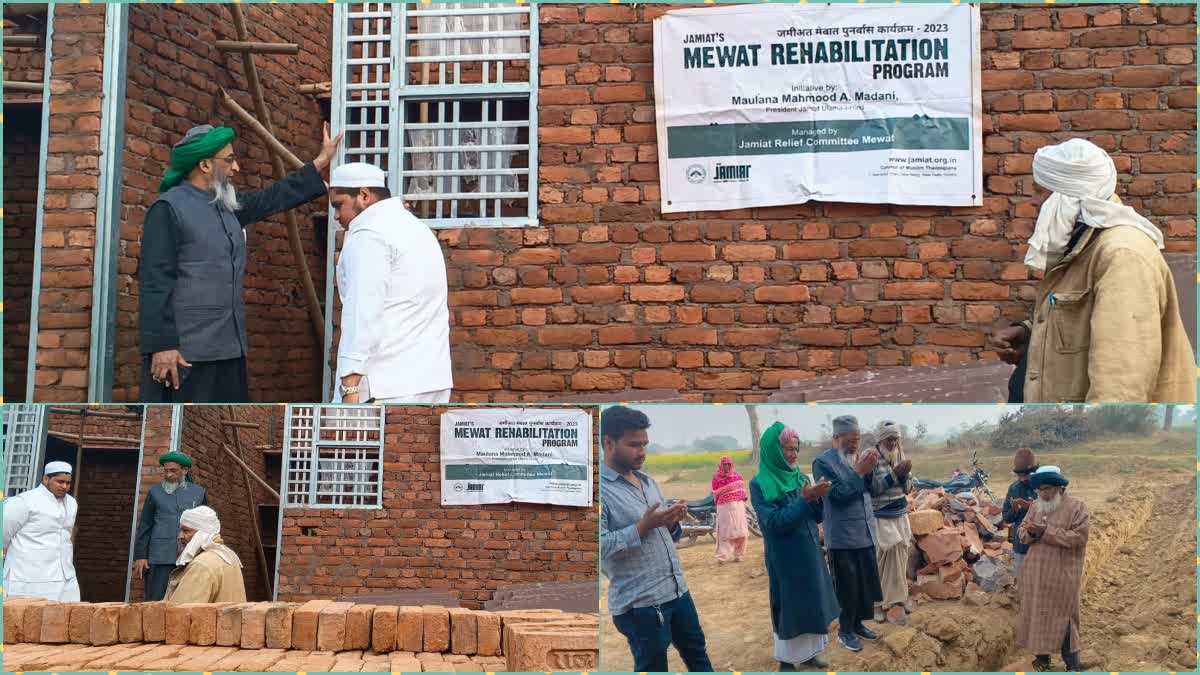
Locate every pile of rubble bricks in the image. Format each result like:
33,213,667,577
894,486,1016,623
2,598,598,672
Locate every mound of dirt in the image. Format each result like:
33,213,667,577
833,601,1016,671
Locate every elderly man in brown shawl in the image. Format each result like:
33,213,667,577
1016,465,1089,672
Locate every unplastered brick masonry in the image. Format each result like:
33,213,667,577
2,599,598,672
13,3,1195,403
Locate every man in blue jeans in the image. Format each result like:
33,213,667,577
600,406,713,672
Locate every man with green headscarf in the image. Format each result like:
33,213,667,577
138,122,343,402
132,450,208,600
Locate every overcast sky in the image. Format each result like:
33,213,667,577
602,404,1194,450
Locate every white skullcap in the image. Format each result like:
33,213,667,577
330,162,387,189
44,461,73,476
179,506,221,534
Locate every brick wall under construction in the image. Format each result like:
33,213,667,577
11,3,1197,403
276,405,599,608
42,408,144,602
441,2,1196,402
129,405,280,602
111,4,334,402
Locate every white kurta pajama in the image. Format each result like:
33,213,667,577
333,197,453,403
3,485,81,601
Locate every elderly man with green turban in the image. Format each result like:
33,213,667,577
132,450,208,600
138,122,342,402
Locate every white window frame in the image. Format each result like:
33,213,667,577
330,2,540,229
2,404,48,497
281,405,385,509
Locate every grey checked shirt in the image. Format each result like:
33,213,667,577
600,462,688,616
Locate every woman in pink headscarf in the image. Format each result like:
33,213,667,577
712,455,749,563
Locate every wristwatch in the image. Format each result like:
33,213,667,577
339,384,360,397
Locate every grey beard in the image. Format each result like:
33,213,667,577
162,479,181,495
209,176,241,212
1036,494,1061,514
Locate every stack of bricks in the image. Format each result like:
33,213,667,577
2,598,598,672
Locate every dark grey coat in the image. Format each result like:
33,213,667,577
133,481,208,565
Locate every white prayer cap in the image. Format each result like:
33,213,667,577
44,461,73,476
179,506,221,534
330,162,387,189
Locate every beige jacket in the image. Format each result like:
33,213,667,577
164,549,247,603
1023,224,1196,403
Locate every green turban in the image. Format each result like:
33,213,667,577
159,125,236,192
159,451,195,482
754,421,809,503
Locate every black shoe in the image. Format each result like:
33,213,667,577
802,653,829,669
838,632,864,652
854,623,879,641
779,661,797,672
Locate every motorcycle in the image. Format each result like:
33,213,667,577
671,494,762,546
911,449,994,500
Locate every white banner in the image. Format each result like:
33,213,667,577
653,4,982,212
439,408,593,507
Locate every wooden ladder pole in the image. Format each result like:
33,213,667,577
227,4,325,344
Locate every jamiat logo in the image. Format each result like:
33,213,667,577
686,164,707,183
715,163,751,182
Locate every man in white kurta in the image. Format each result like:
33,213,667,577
2,462,81,601
329,162,453,403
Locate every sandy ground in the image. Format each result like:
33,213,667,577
602,466,1196,672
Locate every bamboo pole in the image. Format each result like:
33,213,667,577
220,444,280,500
218,89,304,171
3,4,48,19
225,4,325,344
214,40,300,55
297,82,332,96
221,419,261,430
418,62,432,218
72,411,85,499
47,430,142,447
50,407,142,420
3,35,39,48
223,406,273,598
3,80,41,92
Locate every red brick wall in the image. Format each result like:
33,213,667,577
438,2,1197,402
130,405,280,601
46,407,145,445
42,407,143,602
276,405,599,608
72,448,139,603
112,4,334,402
29,4,108,402
3,104,43,401
128,404,172,602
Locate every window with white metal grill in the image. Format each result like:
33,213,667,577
2,404,46,497
283,405,385,508
333,2,539,228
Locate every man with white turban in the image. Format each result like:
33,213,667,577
2,462,80,601
865,421,914,623
164,506,247,603
1015,466,1088,672
327,162,452,404
991,138,1195,403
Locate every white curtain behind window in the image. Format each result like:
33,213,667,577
407,3,524,206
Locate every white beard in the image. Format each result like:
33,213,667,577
837,448,859,469
209,175,241,212
162,479,180,495
1036,493,1062,514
